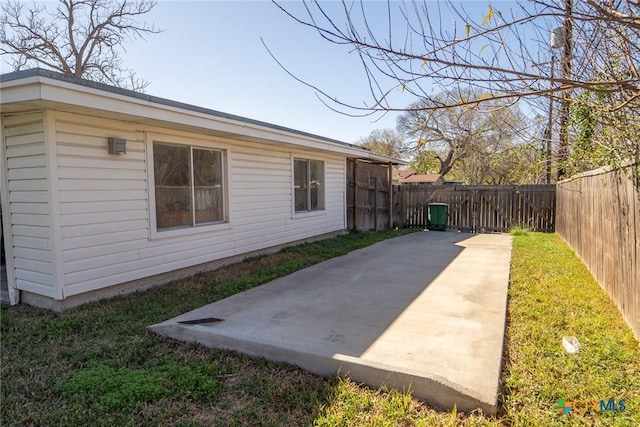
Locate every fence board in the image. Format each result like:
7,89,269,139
399,185,556,232
346,160,392,231
556,164,639,340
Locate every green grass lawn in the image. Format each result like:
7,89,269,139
1,231,638,426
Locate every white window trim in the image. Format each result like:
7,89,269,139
146,133,230,240
291,155,327,219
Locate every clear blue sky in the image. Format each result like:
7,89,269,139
121,0,407,143
121,0,525,143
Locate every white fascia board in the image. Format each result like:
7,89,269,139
0,77,42,104
2,75,406,164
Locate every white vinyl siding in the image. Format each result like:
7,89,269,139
54,112,147,296
50,112,345,298
2,112,56,297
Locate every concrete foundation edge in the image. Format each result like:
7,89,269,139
148,322,499,416
19,231,342,312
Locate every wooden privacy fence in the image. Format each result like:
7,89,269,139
556,164,639,340
398,185,556,232
346,159,393,231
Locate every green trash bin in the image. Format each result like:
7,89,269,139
427,203,448,231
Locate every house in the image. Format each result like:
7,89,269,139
401,173,444,186
392,169,444,186
0,68,402,310
391,168,415,184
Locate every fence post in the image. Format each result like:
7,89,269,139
472,189,478,233
374,177,379,231
399,185,405,228
388,162,393,229
353,160,358,230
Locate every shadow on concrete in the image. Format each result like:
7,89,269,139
149,231,512,415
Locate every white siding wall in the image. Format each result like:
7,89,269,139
2,112,56,298
54,112,346,298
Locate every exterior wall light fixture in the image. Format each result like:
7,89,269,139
108,137,126,155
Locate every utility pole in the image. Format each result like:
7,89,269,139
546,25,564,184
557,0,573,180
545,54,555,184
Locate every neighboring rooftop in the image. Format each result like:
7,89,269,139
394,169,417,180
393,169,443,184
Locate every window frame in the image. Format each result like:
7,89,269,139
147,134,229,240
292,156,326,216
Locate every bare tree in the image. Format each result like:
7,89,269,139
397,90,532,183
411,141,546,184
271,0,638,113
271,0,639,177
356,128,407,159
1,0,161,91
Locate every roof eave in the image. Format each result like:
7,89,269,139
1,69,406,165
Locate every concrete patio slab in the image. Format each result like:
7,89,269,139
149,231,512,415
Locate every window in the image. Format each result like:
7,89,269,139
294,158,324,212
153,142,225,230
